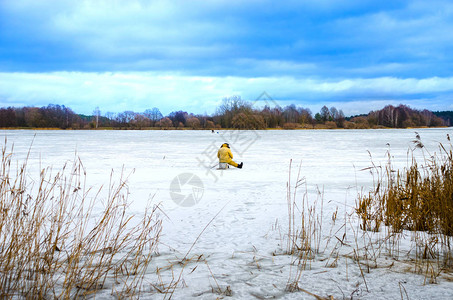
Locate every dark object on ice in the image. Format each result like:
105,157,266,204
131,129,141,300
238,162,243,169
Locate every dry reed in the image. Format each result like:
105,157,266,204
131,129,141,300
356,133,453,272
0,142,162,298
285,159,332,296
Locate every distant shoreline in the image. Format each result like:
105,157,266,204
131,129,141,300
1,126,450,131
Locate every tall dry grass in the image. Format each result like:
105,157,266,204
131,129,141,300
0,142,162,298
285,160,333,295
285,134,453,295
356,133,453,272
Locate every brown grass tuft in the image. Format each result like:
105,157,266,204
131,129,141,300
356,133,453,269
0,141,162,298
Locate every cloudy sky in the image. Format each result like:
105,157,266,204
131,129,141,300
1,0,453,116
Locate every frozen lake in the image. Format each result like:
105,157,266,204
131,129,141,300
2,128,453,299
3,128,451,212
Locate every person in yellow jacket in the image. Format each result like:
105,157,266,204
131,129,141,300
217,143,243,168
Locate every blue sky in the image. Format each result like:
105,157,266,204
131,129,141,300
1,0,453,116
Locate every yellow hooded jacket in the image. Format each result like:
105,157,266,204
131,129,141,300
217,144,238,167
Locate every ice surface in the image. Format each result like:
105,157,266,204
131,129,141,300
1,128,453,299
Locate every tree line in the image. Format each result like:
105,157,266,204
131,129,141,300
0,98,449,130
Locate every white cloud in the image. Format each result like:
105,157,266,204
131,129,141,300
2,0,453,80
1,72,453,116
2,1,452,118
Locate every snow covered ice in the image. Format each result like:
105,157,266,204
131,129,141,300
2,128,453,299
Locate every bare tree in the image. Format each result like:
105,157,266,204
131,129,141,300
158,117,173,129
144,107,163,126
186,117,201,129
320,106,330,123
